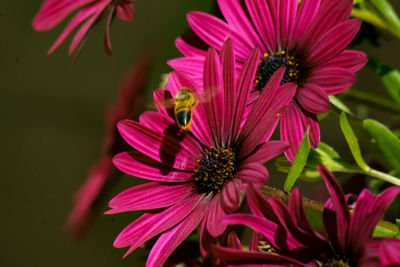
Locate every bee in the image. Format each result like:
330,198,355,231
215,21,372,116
154,85,218,131
173,88,199,130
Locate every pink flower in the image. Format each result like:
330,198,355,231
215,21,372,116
107,39,296,266
213,165,400,266
32,0,135,55
66,50,152,240
169,0,368,161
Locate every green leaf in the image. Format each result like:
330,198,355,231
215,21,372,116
368,0,400,37
340,112,370,171
373,220,400,238
329,95,353,115
308,142,361,173
284,129,310,193
364,119,400,173
373,225,400,238
376,64,400,106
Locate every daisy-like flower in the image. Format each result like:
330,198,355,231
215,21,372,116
107,39,296,266
169,0,368,161
213,165,400,266
66,50,152,240
32,0,135,55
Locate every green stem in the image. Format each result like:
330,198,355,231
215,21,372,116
260,186,324,212
341,88,400,115
337,163,400,186
351,8,389,31
363,168,400,186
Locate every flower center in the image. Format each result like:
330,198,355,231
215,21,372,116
323,258,351,267
193,146,237,194
255,51,300,90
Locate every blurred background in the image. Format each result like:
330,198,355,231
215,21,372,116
0,1,399,266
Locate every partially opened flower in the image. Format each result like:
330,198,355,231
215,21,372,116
66,50,152,240
32,0,135,55
213,165,400,266
169,0,368,161
107,39,296,266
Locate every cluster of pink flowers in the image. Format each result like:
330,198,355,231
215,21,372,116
32,0,400,266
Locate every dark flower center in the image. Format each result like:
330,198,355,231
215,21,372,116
193,146,237,194
255,51,300,90
323,258,351,267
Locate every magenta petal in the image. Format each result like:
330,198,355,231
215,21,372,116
106,182,193,213
318,165,350,254
238,67,284,142
203,47,224,146
175,37,207,57
139,111,203,154
281,102,319,162
249,231,261,251
152,89,174,119
187,11,252,61
348,186,400,258
289,0,322,49
66,156,114,237
221,180,241,213
217,0,265,50
320,50,368,72
280,102,305,162
46,2,100,54
221,214,302,250
300,0,353,48
113,194,203,253
239,81,297,156
166,71,198,98
379,238,400,266
231,46,260,139
307,67,356,95
116,3,134,21
247,183,275,218
237,162,269,186
199,216,216,257
32,0,97,31
244,0,276,51
307,19,362,66
112,152,194,182
68,2,109,55
167,57,205,83
104,6,115,55
296,83,330,114
211,245,302,265
305,110,320,149
146,198,208,267
206,196,227,237
227,231,242,249
117,119,199,168
243,141,289,164
288,188,313,232
220,38,236,146
277,0,298,48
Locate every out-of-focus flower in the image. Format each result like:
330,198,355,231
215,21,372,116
66,49,152,240
213,165,400,266
107,39,296,266
169,0,368,161
32,0,135,55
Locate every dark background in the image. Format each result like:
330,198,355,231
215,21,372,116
0,1,399,266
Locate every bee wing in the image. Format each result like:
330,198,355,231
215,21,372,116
147,97,175,111
193,87,221,104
